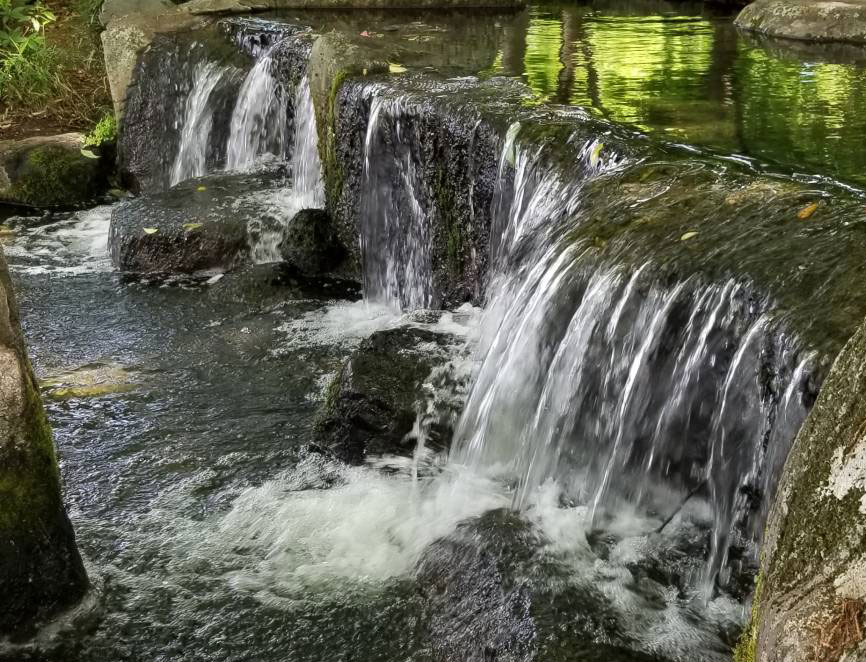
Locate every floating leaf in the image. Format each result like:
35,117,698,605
183,222,203,232
590,142,604,168
196,185,207,192
80,148,99,159
362,68,368,76
143,227,159,235
798,202,819,220
388,63,407,74
680,231,699,241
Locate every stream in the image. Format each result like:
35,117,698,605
6,1,866,661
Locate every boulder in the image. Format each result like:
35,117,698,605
108,172,283,274
315,326,455,464
0,248,88,639
0,134,108,209
279,208,346,275
735,0,866,44
743,319,866,661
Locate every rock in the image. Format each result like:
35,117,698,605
0,248,88,639
279,208,346,274
315,326,454,464
182,0,525,13
735,0,866,44
745,318,866,661
40,362,138,401
99,0,173,27
108,171,284,274
0,134,109,209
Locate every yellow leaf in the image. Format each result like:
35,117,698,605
388,63,407,74
681,231,698,241
183,222,203,231
196,185,207,192
80,148,99,159
143,227,159,234
590,142,604,168
798,202,819,220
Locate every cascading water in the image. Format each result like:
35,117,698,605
171,60,232,186
225,43,290,172
447,126,813,598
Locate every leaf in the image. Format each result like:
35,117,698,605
143,227,159,235
30,16,39,31
196,185,207,192
79,148,99,159
590,142,604,168
360,30,371,37
680,231,699,241
183,222,203,232
798,202,819,220
388,63,406,74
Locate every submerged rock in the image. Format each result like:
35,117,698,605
735,0,866,44
747,318,866,661
0,249,88,639
108,171,280,274
279,208,346,275
0,134,109,209
315,326,454,463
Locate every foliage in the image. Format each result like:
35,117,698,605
74,0,103,31
0,0,58,103
84,112,117,147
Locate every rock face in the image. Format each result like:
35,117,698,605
0,249,88,639
735,0,866,44
0,134,108,209
109,172,280,273
316,327,454,464
746,319,866,661
279,208,345,275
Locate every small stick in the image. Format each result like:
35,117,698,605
655,480,707,534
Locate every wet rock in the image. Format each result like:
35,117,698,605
182,0,525,13
735,0,866,44
315,326,453,463
747,319,866,661
40,362,138,401
0,134,109,209
108,171,282,274
279,208,346,275
0,248,88,639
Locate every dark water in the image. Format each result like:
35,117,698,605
488,1,866,186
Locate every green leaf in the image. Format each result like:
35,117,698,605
183,222,203,232
590,142,605,168
680,231,698,241
143,227,159,235
80,148,99,159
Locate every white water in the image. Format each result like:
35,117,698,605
171,61,229,186
225,44,289,172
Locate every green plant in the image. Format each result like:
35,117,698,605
84,112,117,147
0,1,58,103
0,0,55,56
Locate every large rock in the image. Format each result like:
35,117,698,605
109,172,281,274
315,326,455,464
0,134,108,209
735,0,866,44
279,208,346,275
0,249,88,639
743,319,866,661
182,0,524,13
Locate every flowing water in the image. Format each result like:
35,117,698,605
7,3,866,661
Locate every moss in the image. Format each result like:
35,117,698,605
733,572,763,662
84,112,118,148
8,145,101,207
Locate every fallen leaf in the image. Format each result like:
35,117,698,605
143,227,159,234
80,148,99,159
360,30,370,37
183,222,203,231
798,202,819,219
681,231,699,241
388,63,407,74
590,142,604,168
196,185,207,192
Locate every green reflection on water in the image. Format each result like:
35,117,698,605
496,3,866,185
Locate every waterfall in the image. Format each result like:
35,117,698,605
171,60,231,186
225,43,290,172
359,91,434,310
247,74,325,264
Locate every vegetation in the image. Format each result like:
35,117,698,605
0,0,111,138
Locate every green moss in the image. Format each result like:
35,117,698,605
84,112,117,147
733,572,763,662
8,145,101,207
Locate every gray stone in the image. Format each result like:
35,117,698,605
182,0,524,13
745,318,866,661
0,248,88,641
0,134,108,209
279,208,346,275
735,0,866,44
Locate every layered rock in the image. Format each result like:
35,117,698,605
0,249,88,640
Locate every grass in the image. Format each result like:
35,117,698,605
0,0,111,139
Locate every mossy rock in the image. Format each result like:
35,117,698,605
0,134,109,209
0,248,88,639
279,208,347,274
